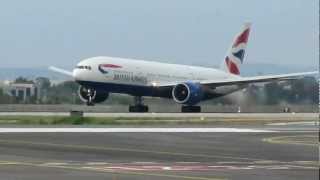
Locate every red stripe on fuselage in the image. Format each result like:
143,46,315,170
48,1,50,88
100,64,122,68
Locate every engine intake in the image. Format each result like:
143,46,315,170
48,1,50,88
172,82,203,105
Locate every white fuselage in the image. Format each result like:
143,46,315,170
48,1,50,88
73,56,236,86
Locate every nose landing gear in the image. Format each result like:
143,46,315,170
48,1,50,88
85,88,96,106
78,86,96,106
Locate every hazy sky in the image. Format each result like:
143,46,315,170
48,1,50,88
0,0,318,68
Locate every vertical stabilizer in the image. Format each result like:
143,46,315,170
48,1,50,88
220,23,251,76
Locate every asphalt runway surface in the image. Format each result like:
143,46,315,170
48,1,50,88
0,123,318,180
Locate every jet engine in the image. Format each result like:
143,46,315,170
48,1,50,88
78,86,109,104
172,82,203,105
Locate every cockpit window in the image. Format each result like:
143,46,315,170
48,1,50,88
76,65,91,70
76,66,84,69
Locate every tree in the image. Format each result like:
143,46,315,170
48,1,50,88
46,81,81,104
0,88,15,104
14,77,34,84
35,77,51,103
35,77,51,90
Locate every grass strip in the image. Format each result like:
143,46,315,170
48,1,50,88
0,115,316,125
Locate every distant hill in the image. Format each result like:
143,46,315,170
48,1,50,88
0,67,71,81
0,63,316,81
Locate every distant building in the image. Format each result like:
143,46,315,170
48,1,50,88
7,82,39,102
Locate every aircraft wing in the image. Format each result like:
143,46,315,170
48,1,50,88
155,71,318,87
199,71,318,87
49,66,73,77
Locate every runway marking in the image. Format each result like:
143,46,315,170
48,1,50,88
253,160,281,164
0,161,20,165
263,135,318,146
0,159,317,180
216,161,264,165
293,161,320,166
0,160,226,180
1,160,317,171
0,128,274,133
79,164,319,171
267,121,318,126
42,162,69,166
0,139,267,161
132,161,157,164
176,162,200,164
285,165,316,169
86,162,111,165
82,166,226,180
106,166,145,171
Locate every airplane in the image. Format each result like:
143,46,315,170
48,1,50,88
50,23,317,112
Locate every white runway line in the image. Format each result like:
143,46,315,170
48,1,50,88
42,162,68,166
267,121,318,126
0,128,274,133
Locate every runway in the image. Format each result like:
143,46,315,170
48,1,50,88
0,123,318,180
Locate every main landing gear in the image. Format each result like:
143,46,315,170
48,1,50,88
129,96,149,112
181,106,201,113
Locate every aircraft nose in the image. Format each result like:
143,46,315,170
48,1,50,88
73,69,81,81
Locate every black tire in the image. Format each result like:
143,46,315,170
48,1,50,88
181,106,201,113
141,105,149,112
129,105,149,113
86,101,95,106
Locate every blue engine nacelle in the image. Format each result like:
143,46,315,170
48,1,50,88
172,82,203,105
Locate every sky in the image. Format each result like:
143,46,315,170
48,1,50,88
0,0,318,69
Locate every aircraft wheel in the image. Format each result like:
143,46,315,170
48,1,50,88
181,106,201,113
86,101,95,106
129,105,149,113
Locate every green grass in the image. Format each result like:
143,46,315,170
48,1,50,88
0,115,316,125
0,116,192,125
0,116,117,125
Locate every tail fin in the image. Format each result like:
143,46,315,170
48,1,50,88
220,23,251,76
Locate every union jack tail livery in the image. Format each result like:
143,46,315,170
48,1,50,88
220,23,251,75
